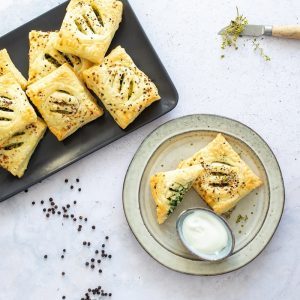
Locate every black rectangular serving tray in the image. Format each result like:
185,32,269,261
0,0,178,202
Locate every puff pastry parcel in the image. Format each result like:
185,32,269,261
0,49,27,90
0,118,47,178
150,165,203,224
28,31,93,84
26,64,103,141
84,46,161,129
178,134,262,214
0,73,37,146
28,30,51,67
54,0,123,64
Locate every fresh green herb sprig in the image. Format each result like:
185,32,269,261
221,7,248,51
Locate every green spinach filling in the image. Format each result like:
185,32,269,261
167,182,192,215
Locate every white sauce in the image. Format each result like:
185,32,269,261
182,210,229,255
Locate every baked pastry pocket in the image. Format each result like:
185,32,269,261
26,64,103,141
83,46,161,129
54,0,123,64
0,117,47,178
0,49,27,90
28,31,92,84
0,73,37,146
150,165,203,224
178,134,263,214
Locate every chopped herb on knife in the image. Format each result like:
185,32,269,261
220,7,271,61
221,7,248,51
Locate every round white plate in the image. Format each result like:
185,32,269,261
123,115,284,275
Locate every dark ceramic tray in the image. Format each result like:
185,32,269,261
0,0,178,202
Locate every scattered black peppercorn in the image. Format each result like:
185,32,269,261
61,255,64,259
41,200,44,205
76,178,79,183
91,264,95,269
109,293,112,297
43,208,46,212
85,262,89,266
65,179,68,183
84,218,88,222
25,189,28,193
105,236,109,240
70,185,74,190
91,258,95,262
67,204,70,209
92,225,96,230
108,255,112,259
49,197,53,202
83,241,87,246
78,188,81,192
44,255,47,259
97,259,101,264
73,201,77,205
98,269,102,273
62,296,66,299
102,244,105,248
95,250,99,254
87,242,91,246
46,213,50,218
32,201,35,205
62,272,65,276
63,249,66,253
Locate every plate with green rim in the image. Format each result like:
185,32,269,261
123,114,285,275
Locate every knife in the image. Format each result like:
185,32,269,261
218,25,300,39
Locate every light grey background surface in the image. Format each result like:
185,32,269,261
0,0,299,299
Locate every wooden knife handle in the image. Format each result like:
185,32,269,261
272,25,300,39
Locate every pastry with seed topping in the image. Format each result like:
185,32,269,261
83,46,160,129
0,118,47,178
0,73,37,146
54,0,123,64
26,64,103,141
28,31,93,84
178,134,263,214
0,49,27,90
150,165,203,224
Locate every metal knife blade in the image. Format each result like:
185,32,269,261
218,25,273,37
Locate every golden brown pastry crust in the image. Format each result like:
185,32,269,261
26,64,103,141
28,31,93,84
0,117,47,178
150,165,203,224
83,46,161,129
28,30,51,67
54,0,123,64
0,49,27,90
0,73,37,146
178,134,263,214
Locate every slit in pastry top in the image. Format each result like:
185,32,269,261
26,64,104,141
54,0,123,64
83,46,161,129
178,134,263,215
0,73,37,146
28,31,92,84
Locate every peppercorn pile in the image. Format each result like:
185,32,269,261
30,177,113,299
